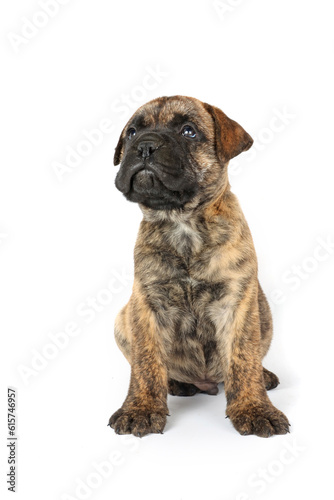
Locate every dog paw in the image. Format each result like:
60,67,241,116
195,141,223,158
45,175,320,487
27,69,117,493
227,403,290,438
263,367,280,390
108,407,167,437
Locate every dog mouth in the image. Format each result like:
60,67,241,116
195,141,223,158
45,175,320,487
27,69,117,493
116,160,162,195
115,152,198,210
130,159,181,195
131,169,155,192
116,156,188,194
129,164,182,209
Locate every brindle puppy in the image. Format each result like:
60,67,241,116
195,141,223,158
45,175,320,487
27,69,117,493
108,95,289,438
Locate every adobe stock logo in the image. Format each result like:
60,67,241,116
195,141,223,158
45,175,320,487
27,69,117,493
61,436,139,500
7,0,72,53
233,437,306,499
51,65,168,182
229,106,296,177
17,268,133,386
212,0,246,21
0,231,8,246
268,235,334,307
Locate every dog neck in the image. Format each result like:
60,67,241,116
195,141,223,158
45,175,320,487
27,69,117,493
139,185,238,256
140,182,232,223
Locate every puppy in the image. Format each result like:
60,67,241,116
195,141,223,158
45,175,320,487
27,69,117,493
109,95,289,438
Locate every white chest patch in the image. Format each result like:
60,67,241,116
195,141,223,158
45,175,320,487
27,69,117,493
168,221,203,254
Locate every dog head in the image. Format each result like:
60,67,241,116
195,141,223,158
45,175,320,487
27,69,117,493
114,96,253,210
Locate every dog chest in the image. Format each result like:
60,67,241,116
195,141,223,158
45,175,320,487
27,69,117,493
166,220,203,255
140,267,231,378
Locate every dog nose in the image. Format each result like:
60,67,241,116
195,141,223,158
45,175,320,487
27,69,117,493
137,140,159,159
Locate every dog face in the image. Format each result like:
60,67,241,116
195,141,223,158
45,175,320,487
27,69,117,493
114,96,253,210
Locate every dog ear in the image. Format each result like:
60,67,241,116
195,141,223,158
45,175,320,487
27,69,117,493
204,103,253,163
113,129,125,166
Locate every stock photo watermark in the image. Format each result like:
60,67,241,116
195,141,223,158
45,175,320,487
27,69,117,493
212,0,247,21
61,435,139,500
268,235,334,308
0,231,8,246
229,106,296,177
7,0,72,53
51,65,168,182
232,436,306,499
6,388,17,493
17,268,133,386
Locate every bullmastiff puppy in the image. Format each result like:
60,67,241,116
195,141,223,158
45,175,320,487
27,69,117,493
108,95,290,438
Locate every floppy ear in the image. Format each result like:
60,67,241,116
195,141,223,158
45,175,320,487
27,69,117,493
204,103,253,163
113,129,125,166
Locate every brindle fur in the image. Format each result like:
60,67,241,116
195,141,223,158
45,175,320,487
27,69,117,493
109,96,289,438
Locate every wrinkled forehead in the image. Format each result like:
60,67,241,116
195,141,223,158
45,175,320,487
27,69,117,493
128,96,214,133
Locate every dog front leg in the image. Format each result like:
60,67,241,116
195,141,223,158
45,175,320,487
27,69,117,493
109,297,169,437
224,295,290,437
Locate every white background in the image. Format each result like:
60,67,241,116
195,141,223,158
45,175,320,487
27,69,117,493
1,1,333,499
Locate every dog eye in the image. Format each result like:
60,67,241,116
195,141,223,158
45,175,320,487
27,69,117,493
127,128,136,140
181,125,196,138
